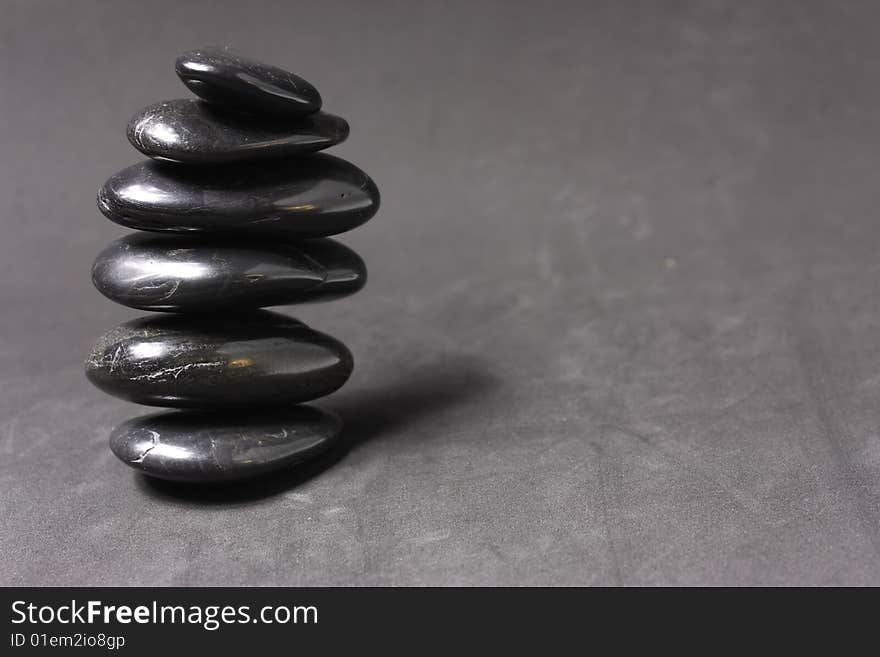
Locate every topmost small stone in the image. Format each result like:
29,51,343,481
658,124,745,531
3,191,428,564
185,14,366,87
175,46,322,117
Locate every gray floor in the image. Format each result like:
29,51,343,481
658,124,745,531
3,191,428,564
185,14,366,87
3,0,880,585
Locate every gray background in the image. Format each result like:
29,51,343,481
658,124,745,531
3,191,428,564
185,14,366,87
2,0,880,586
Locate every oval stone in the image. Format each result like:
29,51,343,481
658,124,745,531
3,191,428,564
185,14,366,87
127,99,348,164
176,46,322,117
109,406,341,482
92,234,366,312
85,312,352,408
97,154,379,238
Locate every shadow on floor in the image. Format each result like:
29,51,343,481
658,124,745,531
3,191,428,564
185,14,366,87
136,354,499,505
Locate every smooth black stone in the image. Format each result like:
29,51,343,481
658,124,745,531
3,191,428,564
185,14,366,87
127,99,348,164
176,47,322,117
97,154,379,238
109,406,341,483
85,312,352,409
92,234,366,312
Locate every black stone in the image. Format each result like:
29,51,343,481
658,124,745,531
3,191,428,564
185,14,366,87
85,312,352,409
92,234,366,312
176,46,322,117
97,154,379,238
127,99,348,164
110,406,341,482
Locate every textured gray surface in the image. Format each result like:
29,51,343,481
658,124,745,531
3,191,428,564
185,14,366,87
2,0,880,585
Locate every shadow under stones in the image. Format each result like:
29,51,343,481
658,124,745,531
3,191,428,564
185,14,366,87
136,355,499,505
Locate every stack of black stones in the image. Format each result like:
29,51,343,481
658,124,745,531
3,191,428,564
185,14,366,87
85,47,379,484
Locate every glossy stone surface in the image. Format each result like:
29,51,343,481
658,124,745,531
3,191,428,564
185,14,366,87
85,312,352,408
176,47,322,117
109,406,341,482
98,154,379,238
127,99,348,164
92,234,366,312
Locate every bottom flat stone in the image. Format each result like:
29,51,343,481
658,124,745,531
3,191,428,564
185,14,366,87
109,406,341,482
